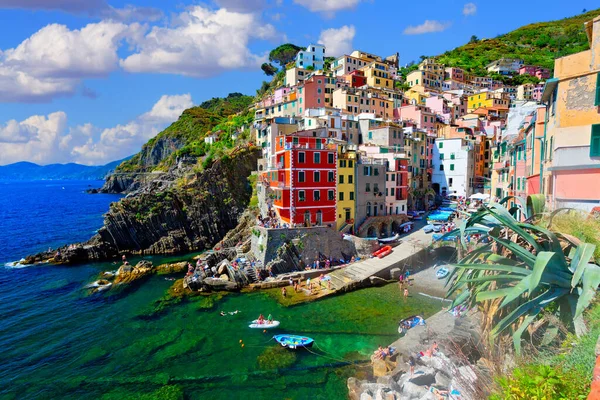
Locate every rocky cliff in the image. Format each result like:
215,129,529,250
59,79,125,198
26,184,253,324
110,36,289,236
25,146,260,265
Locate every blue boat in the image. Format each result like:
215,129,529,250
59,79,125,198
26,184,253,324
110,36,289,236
273,334,314,349
398,315,426,333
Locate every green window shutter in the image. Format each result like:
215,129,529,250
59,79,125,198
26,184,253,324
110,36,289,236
595,73,600,106
439,142,443,148
591,124,600,157
450,164,455,171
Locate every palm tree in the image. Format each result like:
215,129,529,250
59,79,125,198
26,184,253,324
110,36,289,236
443,198,600,353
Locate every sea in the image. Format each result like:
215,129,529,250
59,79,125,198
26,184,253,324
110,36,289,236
0,180,442,399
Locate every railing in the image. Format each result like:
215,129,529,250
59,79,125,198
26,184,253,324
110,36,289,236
284,143,337,150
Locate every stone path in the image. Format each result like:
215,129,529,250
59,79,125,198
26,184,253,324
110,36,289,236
327,220,433,292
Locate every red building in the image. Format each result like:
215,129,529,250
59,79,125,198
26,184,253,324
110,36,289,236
519,65,551,80
348,70,367,88
267,135,337,226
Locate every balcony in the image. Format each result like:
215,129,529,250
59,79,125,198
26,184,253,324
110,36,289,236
285,143,337,150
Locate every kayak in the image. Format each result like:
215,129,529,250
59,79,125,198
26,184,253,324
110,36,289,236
372,245,392,258
436,267,450,279
273,334,314,349
249,320,280,329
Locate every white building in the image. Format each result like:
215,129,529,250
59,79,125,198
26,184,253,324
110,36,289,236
295,44,325,70
431,138,475,198
486,58,524,76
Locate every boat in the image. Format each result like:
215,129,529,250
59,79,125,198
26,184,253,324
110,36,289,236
372,245,392,258
273,334,314,349
249,320,280,329
398,315,426,333
378,233,400,243
436,267,450,279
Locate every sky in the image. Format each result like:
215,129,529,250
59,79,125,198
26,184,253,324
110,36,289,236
0,0,595,166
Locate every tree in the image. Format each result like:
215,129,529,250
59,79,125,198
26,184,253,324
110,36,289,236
469,35,479,44
268,43,304,67
443,197,600,354
261,63,278,76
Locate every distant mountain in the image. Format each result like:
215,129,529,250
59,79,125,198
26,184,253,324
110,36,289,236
0,158,129,181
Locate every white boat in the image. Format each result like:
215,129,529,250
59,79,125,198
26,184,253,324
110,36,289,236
436,267,450,279
249,320,280,329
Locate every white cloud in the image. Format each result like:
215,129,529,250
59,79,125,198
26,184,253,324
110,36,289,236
293,0,359,13
0,21,144,102
403,20,451,35
0,94,193,165
463,3,477,16
120,6,279,77
213,0,267,12
318,25,355,57
0,0,163,22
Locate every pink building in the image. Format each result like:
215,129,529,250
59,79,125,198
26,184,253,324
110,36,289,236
273,87,291,104
445,67,464,82
518,65,537,76
298,74,327,110
519,65,551,80
425,95,453,124
535,67,551,80
397,105,436,134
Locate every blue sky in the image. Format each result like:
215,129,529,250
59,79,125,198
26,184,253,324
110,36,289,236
0,0,595,165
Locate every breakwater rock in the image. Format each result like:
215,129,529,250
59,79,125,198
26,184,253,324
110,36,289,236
349,310,487,400
24,147,261,265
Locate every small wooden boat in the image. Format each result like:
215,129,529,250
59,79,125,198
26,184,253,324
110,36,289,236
249,320,280,329
398,315,426,333
273,334,314,349
436,267,450,279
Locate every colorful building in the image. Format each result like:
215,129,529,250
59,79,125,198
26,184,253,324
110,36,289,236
540,15,600,211
486,58,524,75
268,135,337,226
296,44,325,70
336,148,357,231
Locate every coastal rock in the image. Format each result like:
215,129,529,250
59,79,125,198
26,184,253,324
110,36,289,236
434,371,451,388
114,260,154,284
347,377,363,400
408,367,436,386
360,393,374,400
401,382,427,399
156,261,188,275
376,376,401,393
24,147,261,265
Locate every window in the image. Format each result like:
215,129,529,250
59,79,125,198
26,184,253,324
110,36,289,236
339,175,344,184
298,190,305,201
364,166,370,176
450,153,455,160
314,171,320,182
349,192,355,200
328,190,334,201
314,152,321,163
368,131,373,140
439,142,443,149
348,175,353,184
391,188,395,196
439,165,444,171
340,160,346,168
439,153,444,160
314,190,320,201
298,152,305,163
592,124,600,157
595,73,600,106
298,171,305,182
339,192,344,201
328,171,334,182
365,183,371,192
449,178,453,187
450,164,455,171
374,168,379,176
386,188,389,196
328,153,334,164
374,183,379,193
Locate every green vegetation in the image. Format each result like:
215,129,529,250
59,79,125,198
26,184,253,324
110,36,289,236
544,210,600,259
257,345,297,370
116,93,254,172
261,62,278,76
268,43,304,67
445,197,600,353
435,8,599,76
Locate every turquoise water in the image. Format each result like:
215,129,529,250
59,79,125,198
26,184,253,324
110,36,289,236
0,181,443,399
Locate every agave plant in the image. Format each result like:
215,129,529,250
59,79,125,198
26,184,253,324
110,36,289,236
443,198,600,353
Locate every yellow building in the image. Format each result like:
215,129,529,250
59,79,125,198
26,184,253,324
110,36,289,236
467,91,510,111
404,87,429,105
361,61,393,89
336,149,357,231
